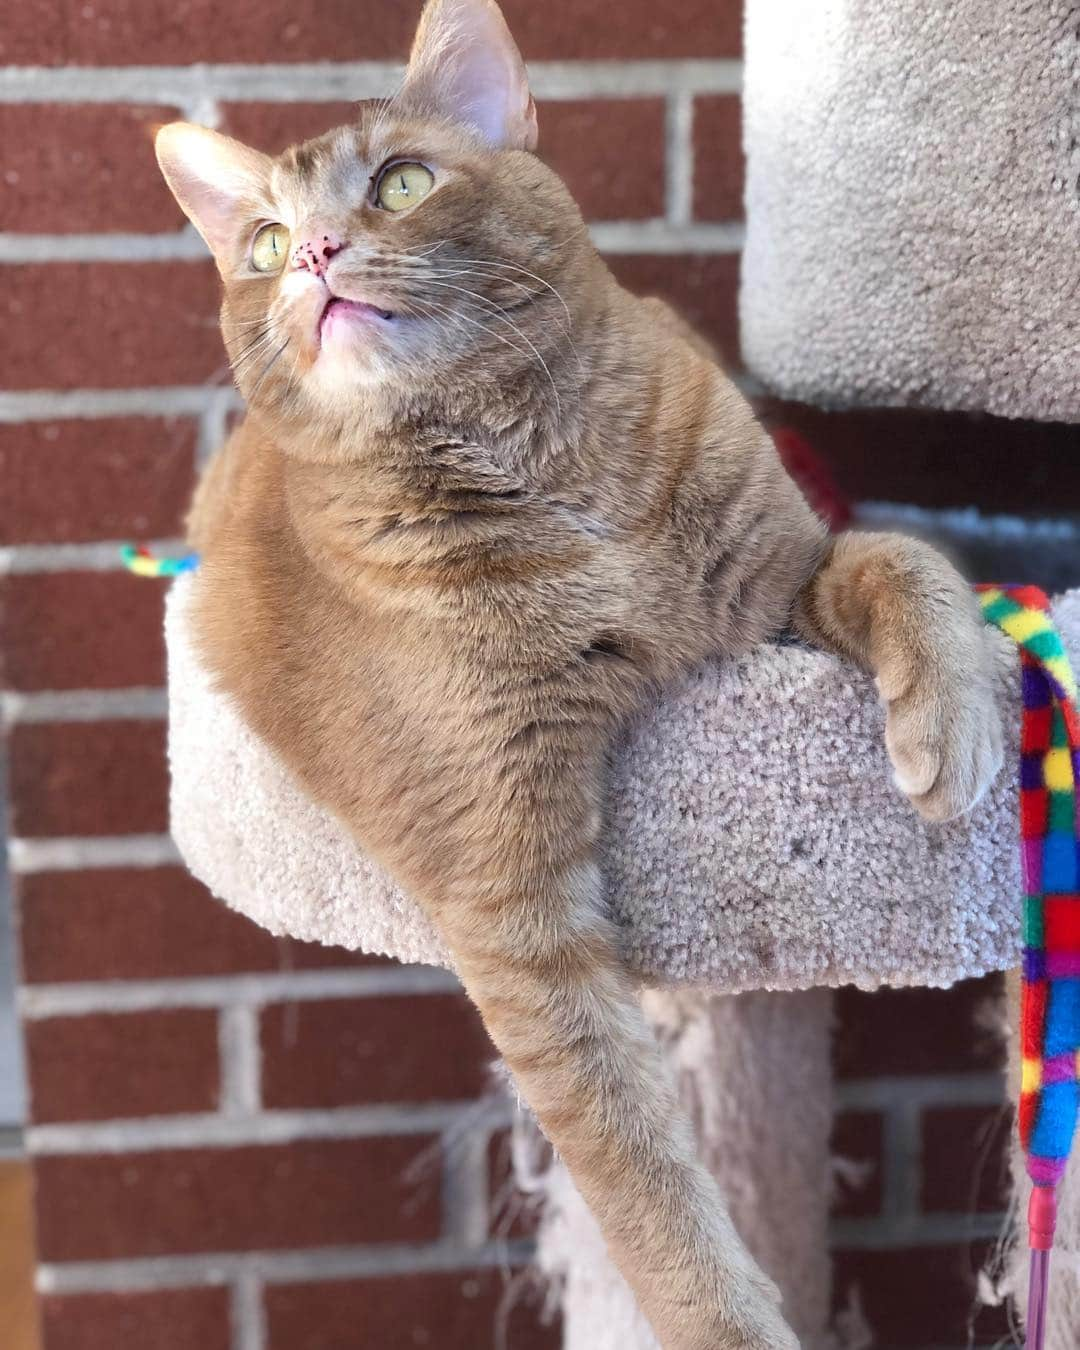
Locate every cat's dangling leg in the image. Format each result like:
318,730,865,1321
407,742,798,1350
794,530,1004,821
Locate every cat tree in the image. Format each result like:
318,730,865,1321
167,578,1080,1346
163,4,1080,1340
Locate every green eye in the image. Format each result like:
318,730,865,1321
251,222,290,272
376,162,434,212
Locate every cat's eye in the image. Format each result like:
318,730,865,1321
375,162,434,212
251,222,290,273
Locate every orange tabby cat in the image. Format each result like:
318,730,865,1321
156,2,1002,1344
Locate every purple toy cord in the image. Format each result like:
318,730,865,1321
1026,1186,1057,1350
1026,1248,1050,1350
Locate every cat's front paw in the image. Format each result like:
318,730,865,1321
882,655,1004,823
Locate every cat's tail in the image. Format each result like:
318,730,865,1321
444,857,797,1350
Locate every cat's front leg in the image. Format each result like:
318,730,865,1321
794,531,1004,821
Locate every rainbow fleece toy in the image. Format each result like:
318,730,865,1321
979,585,1080,1350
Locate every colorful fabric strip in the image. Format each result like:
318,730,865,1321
120,544,200,579
979,585,1080,1184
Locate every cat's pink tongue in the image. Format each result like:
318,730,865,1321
320,297,392,345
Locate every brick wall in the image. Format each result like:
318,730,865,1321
1,3,1072,1348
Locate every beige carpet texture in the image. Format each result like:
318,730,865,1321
168,579,1080,995
740,2,1080,421
166,580,1080,1348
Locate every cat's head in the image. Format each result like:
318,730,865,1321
156,0,593,433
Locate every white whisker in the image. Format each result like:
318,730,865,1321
454,257,575,332
416,294,561,414
247,338,291,403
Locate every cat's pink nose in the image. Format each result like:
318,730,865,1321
291,230,345,277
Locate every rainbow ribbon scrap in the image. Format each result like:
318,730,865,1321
120,544,200,579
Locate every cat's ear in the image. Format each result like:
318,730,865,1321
398,0,538,151
155,122,274,263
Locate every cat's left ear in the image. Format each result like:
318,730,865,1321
398,0,538,151
155,122,275,267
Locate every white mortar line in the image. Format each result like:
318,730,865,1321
830,1210,1006,1250
664,91,695,227
0,387,232,422
26,1100,504,1156
18,967,462,1018
878,1091,922,1229
1,688,167,726
856,501,1080,545
835,1073,1005,1111
218,1005,262,1119
440,1116,499,1251
588,221,744,253
533,60,743,99
0,62,402,105
8,834,183,873
0,219,742,264
231,1270,267,1350
36,1237,535,1295
0,539,179,574
188,94,223,131
0,60,742,105
0,1125,26,1159
0,230,208,263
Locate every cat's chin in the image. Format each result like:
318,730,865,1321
306,337,396,394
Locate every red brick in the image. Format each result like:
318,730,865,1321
261,993,493,1109
755,399,1080,515
0,418,196,546
606,253,742,366
921,1104,1012,1214
33,1136,440,1260
833,975,1005,1079
4,262,224,390
0,572,166,691
0,0,741,65
0,105,184,234
830,1111,883,1219
832,1244,1008,1348
40,1288,231,1350
220,102,361,153
16,867,274,981
0,1,415,65
16,867,386,983
693,95,744,221
505,0,743,60
7,720,167,838
266,1269,561,1350
541,100,665,221
25,1009,219,1124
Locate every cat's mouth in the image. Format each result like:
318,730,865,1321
317,295,395,346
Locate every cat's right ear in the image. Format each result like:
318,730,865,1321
397,0,538,151
155,123,274,268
